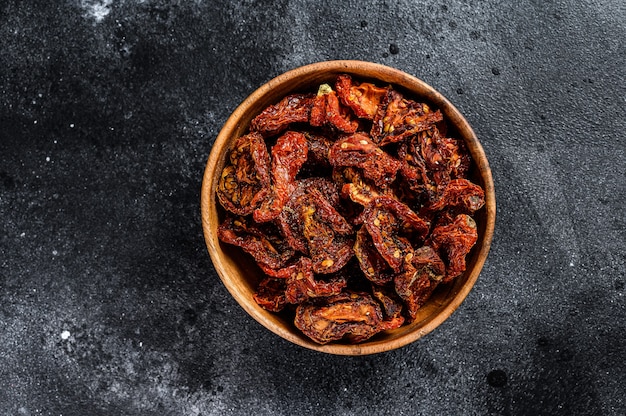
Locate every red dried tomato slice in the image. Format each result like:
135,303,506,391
217,132,271,216
277,178,344,254
354,226,394,285
335,74,389,120
257,259,301,279
250,93,315,136
371,89,443,145
394,246,445,321
301,132,333,175
284,257,347,304
328,133,402,188
334,166,392,208
422,178,485,215
217,216,294,269
362,196,430,272
300,189,354,274
253,131,308,223
373,288,404,321
371,284,405,320
294,292,386,344
310,88,359,133
420,129,471,180
429,214,478,282
398,133,436,202
253,277,287,312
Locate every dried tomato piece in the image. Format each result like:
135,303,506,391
301,132,333,175
277,178,346,255
254,131,308,223
444,136,471,179
310,87,359,133
371,89,443,145
301,189,354,274
354,226,394,285
398,134,436,202
294,292,386,344
429,214,478,282
257,258,302,279
217,132,271,216
284,257,347,304
422,178,485,215
217,216,294,269
328,133,402,188
335,74,389,119
394,246,445,321
371,89,443,146
371,284,404,320
250,93,315,136
253,277,287,312
420,131,471,180
334,166,391,208
363,196,430,273
399,128,475,210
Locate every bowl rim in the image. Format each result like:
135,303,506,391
201,60,496,355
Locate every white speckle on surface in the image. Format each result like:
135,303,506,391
81,0,113,23
52,250,58,256
70,123,74,128
61,330,70,340
20,232,25,237
46,157,50,162
33,120,37,124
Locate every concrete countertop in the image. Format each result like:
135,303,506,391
1,1,624,415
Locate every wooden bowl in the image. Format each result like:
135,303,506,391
201,60,495,355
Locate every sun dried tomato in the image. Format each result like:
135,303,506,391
371,89,443,146
398,133,437,203
277,178,345,255
253,131,308,223
354,226,394,285
371,284,405,324
362,196,430,273
217,216,294,269
422,178,485,215
257,258,301,279
429,214,478,282
217,132,271,216
335,74,389,120
301,132,333,175
333,166,389,208
250,93,315,136
253,277,287,312
329,133,402,188
284,257,347,304
300,189,354,274
421,131,471,180
294,292,387,344
310,87,359,133
394,246,445,321
399,128,475,211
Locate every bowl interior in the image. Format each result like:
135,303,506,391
201,60,495,355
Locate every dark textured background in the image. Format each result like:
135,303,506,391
1,1,624,415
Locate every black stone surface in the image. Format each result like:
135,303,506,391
1,1,624,415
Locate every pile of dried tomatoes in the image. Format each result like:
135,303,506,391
216,74,485,345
